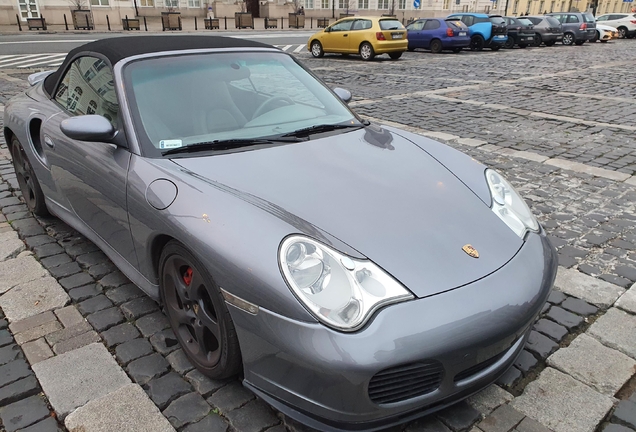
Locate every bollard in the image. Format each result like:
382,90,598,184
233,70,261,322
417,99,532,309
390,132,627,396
281,17,284,29
178,15,181,30
85,14,89,29
16,14,22,31
144,16,147,31
224,16,227,30
64,13,68,30
195,16,197,30
310,16,312,28
107,14,110,30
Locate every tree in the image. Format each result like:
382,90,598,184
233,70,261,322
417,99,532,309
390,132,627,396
68,0,87,10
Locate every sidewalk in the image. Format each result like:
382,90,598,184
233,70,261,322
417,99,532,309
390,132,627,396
0,16,326,35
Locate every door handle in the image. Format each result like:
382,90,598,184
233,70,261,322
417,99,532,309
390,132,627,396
343,34,348,37
44,135,54,149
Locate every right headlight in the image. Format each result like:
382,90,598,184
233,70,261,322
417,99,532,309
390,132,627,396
485,169,539,239
279,235,413,332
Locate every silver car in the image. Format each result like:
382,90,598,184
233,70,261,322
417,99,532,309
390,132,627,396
4,36,557,431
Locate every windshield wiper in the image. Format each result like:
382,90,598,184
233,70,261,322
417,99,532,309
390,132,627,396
281,123,363,138
162,137,304,156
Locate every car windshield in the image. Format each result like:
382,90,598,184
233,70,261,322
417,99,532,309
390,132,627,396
583,13,595,23
546,17,561,26
123,51,359,157
379,19,404,30
518,18,533,25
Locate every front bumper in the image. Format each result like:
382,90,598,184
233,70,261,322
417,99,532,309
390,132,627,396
541,32,563,42
231,231,557,431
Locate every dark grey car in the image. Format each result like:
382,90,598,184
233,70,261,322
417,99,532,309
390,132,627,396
4,36,557,431
525,15,564,46
548,12,596,45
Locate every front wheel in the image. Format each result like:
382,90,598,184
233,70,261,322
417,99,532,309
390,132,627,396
310,40,324,58
504,37,515,49
388,51,402,59
533,33,543,47
562,32,574,45
359,42,375,61
618,27,627,38
470,35,485,51
10,137,48,216
160,241,242,379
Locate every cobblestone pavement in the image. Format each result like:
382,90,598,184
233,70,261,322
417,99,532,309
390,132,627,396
0,40,635,432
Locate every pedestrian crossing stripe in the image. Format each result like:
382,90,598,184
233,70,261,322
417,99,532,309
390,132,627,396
0,45,307,69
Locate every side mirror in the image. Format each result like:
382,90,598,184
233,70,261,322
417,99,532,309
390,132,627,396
324,26,331,32
60,115,126,147
333,87,352,103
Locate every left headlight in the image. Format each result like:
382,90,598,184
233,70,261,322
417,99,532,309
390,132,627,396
486,169,539,239
279,235,414,331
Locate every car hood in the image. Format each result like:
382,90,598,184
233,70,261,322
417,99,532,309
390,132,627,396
173,127,523,298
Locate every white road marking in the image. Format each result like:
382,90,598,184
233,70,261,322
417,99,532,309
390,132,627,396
16,54,66,68
294,44,305,52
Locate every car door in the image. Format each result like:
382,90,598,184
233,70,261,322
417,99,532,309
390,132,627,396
44,55,137,265
349,19,373,53
406,20,425,47
323,19,354,53
422,19,441,47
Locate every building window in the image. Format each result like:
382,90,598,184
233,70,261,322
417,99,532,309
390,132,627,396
139,0,154,6
338,0,346,8
165,0,179,7
90,0,109,5
442,0,449,8
304,0,314,7
398,0,406,8
539,0,544,11
358,0,368,8
87,100,97,114
321,0,329,7
188,0,200,6
69,86,82,112
378,0,389,8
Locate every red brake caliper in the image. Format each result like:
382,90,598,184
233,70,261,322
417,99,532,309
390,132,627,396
183,267,193,286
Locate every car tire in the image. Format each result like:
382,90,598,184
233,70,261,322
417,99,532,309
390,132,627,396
600,40,608,43
544,40,556,46
430,39,442,53
359,42,375,61
310,40,324,58
490,45,501,51
519,44,527,48
10,136,48,217
533,33,542,47
452,47,462,53
388,52,402,59
504,37,515,49
575,40,585,45
562,32,574,45
407,46,415,51
159,241,242,380
470,35,485,51
618,27,627,39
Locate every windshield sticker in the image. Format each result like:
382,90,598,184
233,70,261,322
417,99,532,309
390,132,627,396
159,140,183,149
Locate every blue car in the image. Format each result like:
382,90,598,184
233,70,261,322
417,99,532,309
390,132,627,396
446,13,508,51
406,18,471,53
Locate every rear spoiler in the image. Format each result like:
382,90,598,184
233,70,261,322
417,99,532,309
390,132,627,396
27,70,54,86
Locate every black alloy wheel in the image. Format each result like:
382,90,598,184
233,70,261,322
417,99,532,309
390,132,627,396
10,137,48,216
470,35,485,51
430,39,443,53
504,37,515,49
160,242,241,379
533,33,543,47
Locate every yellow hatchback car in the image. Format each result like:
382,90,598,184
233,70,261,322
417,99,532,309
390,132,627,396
307,16,408,60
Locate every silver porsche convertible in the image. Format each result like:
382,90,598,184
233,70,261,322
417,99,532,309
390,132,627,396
4,36,557,431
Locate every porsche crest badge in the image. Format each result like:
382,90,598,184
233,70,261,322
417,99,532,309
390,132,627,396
462,244,479,258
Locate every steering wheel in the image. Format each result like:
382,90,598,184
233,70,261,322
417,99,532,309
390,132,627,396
252,96,295,119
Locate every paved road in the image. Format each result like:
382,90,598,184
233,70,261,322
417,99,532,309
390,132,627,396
0,31,312,54
0,39,635,432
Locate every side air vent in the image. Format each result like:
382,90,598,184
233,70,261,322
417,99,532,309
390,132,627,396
29,118,45,160
454,350,507,383
368,361,444,405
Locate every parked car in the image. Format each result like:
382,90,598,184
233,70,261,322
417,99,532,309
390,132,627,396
592,23,619,42
525,15,563,46
547,12,596,45
406,17,471,53
308,16,407,60
504,16,535,48
446,12,508,50
5,36,557,432
595,13,636,38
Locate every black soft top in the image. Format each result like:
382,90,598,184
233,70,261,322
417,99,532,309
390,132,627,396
43,35,272,97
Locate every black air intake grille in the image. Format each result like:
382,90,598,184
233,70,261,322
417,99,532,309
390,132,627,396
368,362,444,405
454,350,507,383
